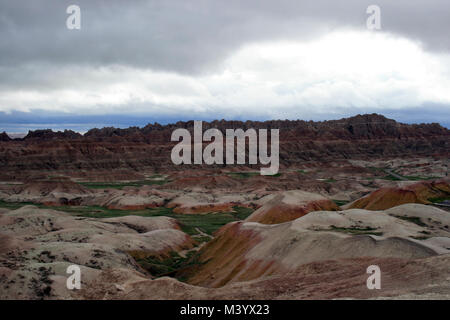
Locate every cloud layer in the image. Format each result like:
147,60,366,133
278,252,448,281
0,1,449,129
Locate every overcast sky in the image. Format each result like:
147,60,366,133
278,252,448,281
1,0,450,131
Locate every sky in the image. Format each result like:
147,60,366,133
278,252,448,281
1,0,450,132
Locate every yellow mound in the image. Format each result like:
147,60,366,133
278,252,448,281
349,180,450,210
245,190,339,224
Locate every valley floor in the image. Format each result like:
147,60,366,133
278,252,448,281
0,156,449,299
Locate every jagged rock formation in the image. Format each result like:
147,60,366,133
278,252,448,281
0,114,448,179
23,129,83,141
0,132,11,142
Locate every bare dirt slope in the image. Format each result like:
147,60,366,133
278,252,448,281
0,206,194,299
346,180,450,210
180,204,450,288
245,190,339,224
75,254,450,300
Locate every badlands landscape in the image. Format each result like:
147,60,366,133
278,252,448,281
0,114,449,300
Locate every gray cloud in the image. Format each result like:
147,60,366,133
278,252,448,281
1,0,449,75
1,0,450,130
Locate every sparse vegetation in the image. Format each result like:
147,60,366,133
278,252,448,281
228,171,281,178
0,200,35,210
392,215,427,227
411,230,432,240
411,236,430,240
312,224,383,236
228,172,260,179
328,225,383,236
232,206,254,220
403,175,442,181
130,250,202,280
367,167,405,181
148,174,165,179
428,196,450,204
374,168,439,182
192,235,213,243
172,212,243,236
380,175,402,181
332,200,349,206
78,179,168,189
0,201,253,236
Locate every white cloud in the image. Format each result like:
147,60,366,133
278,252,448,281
1,29,450,119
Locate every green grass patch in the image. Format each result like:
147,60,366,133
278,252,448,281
192,235,213,243
332,200,349,206
0,200,172,218
173,206,253,235
329,225,383,236
78,179,168,189
392,215,427,227
131,250,202,279
403,176,442,181
428,196,450,204
379,169,437,182
174,213,238,235
0,200,36,210
269,173,282,177
232,206,254,220
228,172,281,178
0,201,253,236
380,175,402,181
228,172,260,179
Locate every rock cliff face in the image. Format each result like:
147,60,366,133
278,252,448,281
0,114,448,177
23,129,83,141
0,132,10,142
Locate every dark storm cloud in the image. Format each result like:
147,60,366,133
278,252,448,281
1,0,450,131
0,0,449,75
